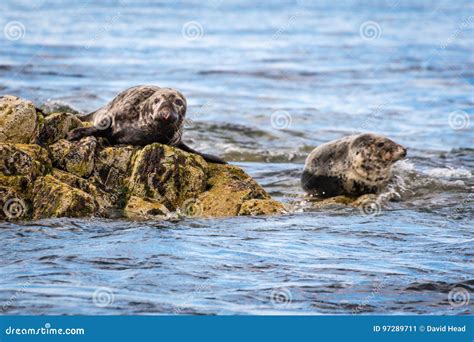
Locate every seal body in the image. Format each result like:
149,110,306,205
68,85,226,164
302,133,406,197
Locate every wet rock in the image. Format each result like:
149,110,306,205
308,195,357,208
0,144,51,178
49,137,97,178
32,175,97,219
198,164,283,217
0,144,52,196
307,194,379,209
128,143,207,210
238,198,285,216
0,95,40,144
124,196,170,218
38,112,83,145
93,145,139,206
51,169,113,215
0,186,28,220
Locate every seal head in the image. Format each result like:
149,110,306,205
348,134,406,185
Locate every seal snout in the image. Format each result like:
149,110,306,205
400,147,407,158
393,144,407,161
157,106,178,123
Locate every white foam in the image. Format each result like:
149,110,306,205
425,166,472,179
393,159,416,172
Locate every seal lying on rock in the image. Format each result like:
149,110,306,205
67,85,226,164
302,133,407,197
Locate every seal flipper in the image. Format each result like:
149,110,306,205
301,171,344,198
67,107,110,141
67,126,109,141
176,142,227,164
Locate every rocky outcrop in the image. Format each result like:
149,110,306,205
49,137,97,178
307,194,379,209
0,95,40,144
197,164,284,217
38,112,83,145
0,96,284,220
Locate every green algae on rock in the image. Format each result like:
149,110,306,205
238,198,285,216
128,143,208,211
306,194,381,212
0,144,51,178
0,95,40,144
49,137,97,178
32,175,97,219
38,112,83,145
197,164,283,217
0,95,285,220
124,196,170,219
0,143,52,198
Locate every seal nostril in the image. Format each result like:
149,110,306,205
159,107,172,120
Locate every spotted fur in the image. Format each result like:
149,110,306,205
302,133,407,197
67,85,226,164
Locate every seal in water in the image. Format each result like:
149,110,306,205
67,85,226,164
301,133,407,197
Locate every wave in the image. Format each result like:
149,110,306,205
39,100,83,115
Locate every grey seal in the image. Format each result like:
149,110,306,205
302,133,407,197
67,85,226,164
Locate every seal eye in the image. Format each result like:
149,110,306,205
377,142,385,148
175,99,184,106
154,98,161,104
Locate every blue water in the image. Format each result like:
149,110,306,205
0,0,473,315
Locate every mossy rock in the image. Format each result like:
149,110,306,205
49,137,97,178
93,145,139,205
0,144,52,197
32,175,97,219
0,186,29,220
238,199,285,216
51,169,114,215
0,175,31,196
129,143,208,210
307,194,379,209
124,196,170,219
0,144,51,178
38,112,83,145
0,95,40,144
198,164,281,217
